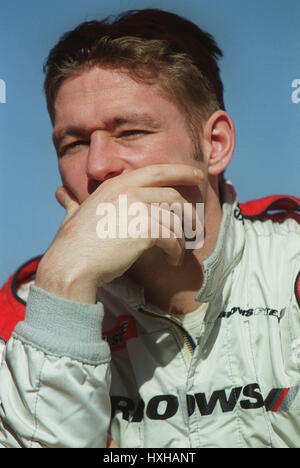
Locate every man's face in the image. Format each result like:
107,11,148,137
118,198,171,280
53,66,205,203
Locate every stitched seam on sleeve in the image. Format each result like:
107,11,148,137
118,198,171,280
29,353,46,448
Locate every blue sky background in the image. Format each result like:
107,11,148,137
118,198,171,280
0,0,299,285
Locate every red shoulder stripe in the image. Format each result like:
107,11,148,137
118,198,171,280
240,195,300,222
0,256,41,342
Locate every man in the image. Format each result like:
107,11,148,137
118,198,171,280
0,8,300,448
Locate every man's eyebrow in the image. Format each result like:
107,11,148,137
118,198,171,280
53,112,161,149
109,113,161,129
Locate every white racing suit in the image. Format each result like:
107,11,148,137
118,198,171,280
0,180,300,448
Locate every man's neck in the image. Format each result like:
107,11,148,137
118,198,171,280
129,183,223,315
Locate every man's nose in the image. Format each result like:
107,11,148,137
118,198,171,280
86,131,125,184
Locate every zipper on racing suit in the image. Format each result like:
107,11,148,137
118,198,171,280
137,306,196,360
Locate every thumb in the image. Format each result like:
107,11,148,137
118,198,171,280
55,186,79,219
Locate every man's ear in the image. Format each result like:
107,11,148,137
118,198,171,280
201,110,235,176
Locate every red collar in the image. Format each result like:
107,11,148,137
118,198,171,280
0,256,41,342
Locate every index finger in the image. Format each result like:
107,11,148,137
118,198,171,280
100,164,204,195
139,164,203,187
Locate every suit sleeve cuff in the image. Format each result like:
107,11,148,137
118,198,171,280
13,285,110,365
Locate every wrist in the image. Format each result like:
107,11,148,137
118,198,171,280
35,257,98,304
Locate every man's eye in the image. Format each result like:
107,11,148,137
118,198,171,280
119,130,149,139
60,141,87,156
